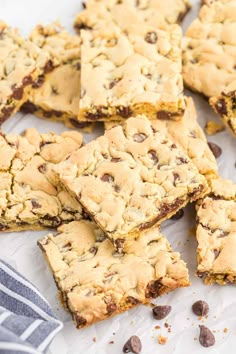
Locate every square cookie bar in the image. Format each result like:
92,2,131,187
105,98,218,181
196,178,236,284
0,21,54,125
74,0,191,32
0,129,85,232
79,24,185,122
210,81,236,137
55,116,208,251
21,23,94,133
38,220,190,329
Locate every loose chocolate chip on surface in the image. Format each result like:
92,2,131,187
133,133,147,143
152,305,172,320
123,335,142,354
101,174,114,183
207,142,222,158
199,325,215,347
145,31,157,44
170,209,184,220
106,301,117,314
192,300,209,316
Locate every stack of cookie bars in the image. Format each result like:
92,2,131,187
0,0,235,331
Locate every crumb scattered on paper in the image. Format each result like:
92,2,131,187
93,337,96,342
158,335,168,345
223,328,228,333
205,120,225,135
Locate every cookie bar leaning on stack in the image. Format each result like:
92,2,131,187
38,220,190,329
196,178,236,285
182,0,236,136
74,0,191,32
79,23,185,122
21,22,94,133
105,98,218,182
0,21,55,125
0,129,85,232
54,116,208,252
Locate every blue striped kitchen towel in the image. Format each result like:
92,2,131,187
0,260,63,354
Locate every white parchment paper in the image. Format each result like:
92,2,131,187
0,0,235,353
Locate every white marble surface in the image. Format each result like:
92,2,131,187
0,0,235,353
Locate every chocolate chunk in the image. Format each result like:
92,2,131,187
86,106,110,120
207,142,222,158
43,110,52,118
123,335,142,354
127,296,140,305
0,223,8,231
109,78,121,89
82,2,86,8
1,106,14,122
22,75,33,86
170,209,184,220
111,157,121,163
69,119,90,129
32,75,45,88
213,249,220,259
145,31,158,44
89,246,98,255
53,110,62,117
101,174,114,183
133,133,147,143
214,99,227,116
31,200,41,209
152,305,172,320
173,172,180,185
21,102,37,114
148,150,158,164
44,59,54,73
106,301,117,314
146,280,163,297
116,106,133,118
199,325,215,347
74,314,87,329
157,110,184,120
41,215,61,227
11,84,23,100
192,300,209,316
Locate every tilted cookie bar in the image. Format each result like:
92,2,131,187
55,116,208,251
196,178,236,285
74,0,191,32
210,81,236,137
79,24,185,122
38,220,190,329
0,21,55,125
0,129,85,232
105,98,218,181
21,22,94,133
182,0,236,98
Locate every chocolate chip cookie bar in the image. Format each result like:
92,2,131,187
0,21,54,125
0,129,85,232
79,24,185,122
210,81,236,137
105,98,218,181
196,178,236,285
38,220,190,329
21,23,94,133
55,116,208,251
182,0,236,135
74,0,191,32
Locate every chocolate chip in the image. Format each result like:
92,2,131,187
114,185,120,192
51,86,58,95
89,246,98,255
145,31,157,44
43,110,52,118
192,300,209,316
69,119,90,129
157,110,183,120
53,110,62,117
127,296,140,305
11,84,23,100
123,335,142,354
152,305,172,320
74,314,87,329
214,99,227,116
170,209,184,220
111,157,121,163
22,75,33,86
31,200,41,209
213,249,220,259
38,163,47,173
146,280,163,297
199,325,215,347
101,174,114,183
115,238,125,253
133,133,147,143
44,59,54,73
208,142,222,158
86,106,110,120
148,150,158,164
82,1,86,8
177,156,188,164
106,301,117,314
1,106,14,122
116,106,133,118
173,172,180,185
32,75,45,88
21,102,37,114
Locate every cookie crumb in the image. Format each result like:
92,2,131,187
158,335,168,345
164,322,169,328
205,120,225,135
93,337,96,342
223,328,228,333
155,325,161,330
109,341,114,344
